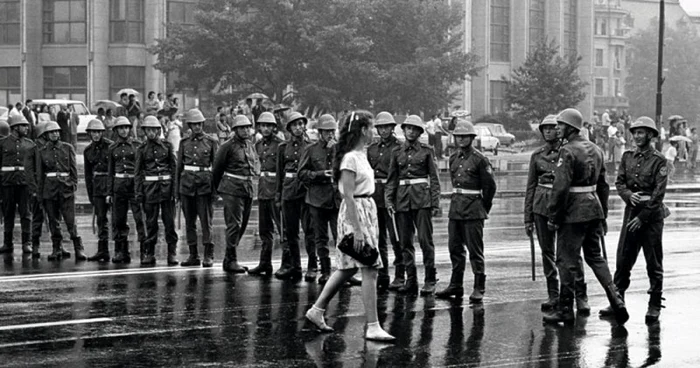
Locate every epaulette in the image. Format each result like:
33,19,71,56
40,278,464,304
420,142,433,150
204,134,218,143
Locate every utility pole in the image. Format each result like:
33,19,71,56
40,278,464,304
655,0,665,151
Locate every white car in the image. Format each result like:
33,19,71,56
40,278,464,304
474,125,500,154
28,99,96,136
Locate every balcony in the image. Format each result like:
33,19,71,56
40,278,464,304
594,96,629,109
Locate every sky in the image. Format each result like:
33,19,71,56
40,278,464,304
680,0,700,15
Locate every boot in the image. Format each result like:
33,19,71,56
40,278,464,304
377,274,390,290
166,243,179,266
249,241,272,275
59,245,71,258
88,240,110,262
112,241,125,263
604,282,629,325
22,243,32,254
645,292,665,324
139,240,146,263
222,247,247,273
388,265,405,291
181,244,201,267
541,279,559,311
47,240,63,261
469,274,486,303
73,237,87,261
0,232,13,253
202,244,214,268
274,247,292,278
248,263,273,275
398,266,419,294
543,298,575,324
141,243,155,265
599,290,624,317
123,241,132,263
31,238,41,259
317,257,331,284
305,256,318,282
436,285,465,299
276,267,302,281
576,283,590,315
420,267,438,295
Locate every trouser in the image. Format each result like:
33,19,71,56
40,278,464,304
614,207,664,294
44,196,78,242
666,160,675,179
31,195,44,243
434,132,443,158
396,208,435,269
181,194,213,246
282,197,314,272
556,220,613,302
221,194,252,252
377,207,401,278
534,214,558,294
2,185,31,244
112,193,146,244
447,219,484,286
93,196,110,242
308,205,338,262
258,199,280,265
143,201,178,249
689,147,698,169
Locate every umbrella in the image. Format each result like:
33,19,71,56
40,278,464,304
116,88,139,97
668,115,684,121
246,93,269,100
94,100,121,109
273,104,291,113
669,135,692,143
452,110,470,118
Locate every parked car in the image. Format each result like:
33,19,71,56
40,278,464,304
474,125,499,155
28,99,96,137
475,122,516,147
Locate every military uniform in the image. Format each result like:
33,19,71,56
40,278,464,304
252,134,283,275
0,132,35,254
84,137,114,257
28,133,48,257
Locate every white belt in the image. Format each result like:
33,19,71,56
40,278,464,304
538,183,553,189
260,171,276,177
45,172,69,178
145,175,172,182
453,188,481,195
184,165,211,172
115,173,134,178
285,172,297,178
399,178,429,186
93,172,108,176
225,172,254,181
639,195,652,201
1,166,24,172
570,185,596,193
375,178,388,184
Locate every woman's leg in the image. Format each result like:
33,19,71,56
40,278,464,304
306,268,357,331
362,267,395,341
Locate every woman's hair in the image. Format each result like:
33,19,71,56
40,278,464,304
333,110,373,181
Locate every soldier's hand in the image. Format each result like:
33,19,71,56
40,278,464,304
431,207,440,217
547,220,558,232
106,196,112,205
387,205,395,216
603,220,608,235
525,222,534,236
627,217,642,232
630,192,642,206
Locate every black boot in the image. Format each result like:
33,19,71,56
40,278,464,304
420,267,438,295
388,265,405,291
21,232,31,254
305,256,318,282
543,298,575,324
202,244,214,268
398,266,419,294
274,247,292,278
47,239,63,261
222,247,247,273
249,240,272,275
112,241,125,263
317,258,331,284
181,244,201,267
0,232,13,254
576,283,590,315
59,244,71,258
141,242,155,265
167,243,179,266
603,282,629,325
88,240,110,262
469,274,486,303
122,241,132,263
645,292,665,324
248,262,273,276
436,270,464,299
139,240,146,264
541,279,560,311
31,238,41,259
73,237,87,261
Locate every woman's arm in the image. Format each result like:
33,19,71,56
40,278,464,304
339,169,364,249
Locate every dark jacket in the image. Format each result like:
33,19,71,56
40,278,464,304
84,138,114,200
108,137,141,197
255,135,283,200
25,136,47,193
135,138,177,203
177,132,218,196
276,135,310,201
212,135,260,198
524,143,560,223
385,139,440,212
298,140,339,209
36,140,78,199
448,146,496,220
615,147,668,223
367,136,400,208
0,133,35,186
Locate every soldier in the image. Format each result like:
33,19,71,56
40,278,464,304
435,122,496,302
274,112,315,281
0,115,35,255
27,122,49,258
298,114,339,284
177,109,219,268
108,117,147,264
385,115,441,295
135,115,179,266
0,120,9,138
249,112,283,276
212,115,259,273
542,108,628,325
84,120,114,262
33,122,86,261
367,112,402,290
599,117,667,323
523,115,589,312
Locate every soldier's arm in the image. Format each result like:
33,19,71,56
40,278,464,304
480,157,497,214
84,147,94,202
614,152,633,205
36,148,45,197
210,138,220,195
107,146,115,196
211,141,227,191
596,157,610,218
176,141,184,192
134,147,144,201
25,145,37,193
297,146,322,184
168,143,178,199
523,152,538,223
384,148,398,210
637,158,668,222
275,144,285,202
68,145,78,192
426,149,440,209
548,150,573,224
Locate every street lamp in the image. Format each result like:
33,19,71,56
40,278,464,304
655,0,665,150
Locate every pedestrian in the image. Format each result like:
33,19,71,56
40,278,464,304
426,115,436,152
385,115,441,295
135,115,179,266
156,93,165,111
298,114,340,284
305,110,395,342
104,109,115,140
612,130,626,167
542,108,628,325
580,121,590,141
598,117,667,323
56,105,71,143
216,110,231,144
164,115,183,155
212,115,260,273
145,91,159,116
248,111,283,276
108,117,147,264
26,122,49,259
664,141,677,182
84,119,114,262
435,121,496,302
252,98,265,124
522,115,588,312
367,112,402,290
33,121,86,261
689,127,698,170
127,94,142,138
433,115,445,159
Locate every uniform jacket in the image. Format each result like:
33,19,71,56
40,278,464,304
385,139,440,212
276,135,309,201
177,132,218,196
255,135,283,200
524,143,559,223
25,136,47,193
212,135,260,198
298,139,339,209
548,135,609,224
448,146,496,220
135,138,177,203
84,138,114,200
0,133,35,186
615,147,668,223
108,137,141,197
35,140,78,199
367,136,399,208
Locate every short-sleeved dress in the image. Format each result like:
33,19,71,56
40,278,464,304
336,150,382,269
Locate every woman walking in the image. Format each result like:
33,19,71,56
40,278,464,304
305,111,395,342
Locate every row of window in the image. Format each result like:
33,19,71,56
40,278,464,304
594,46,624,69
595,77,622,97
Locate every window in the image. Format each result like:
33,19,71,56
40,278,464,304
613,46,622,70
110,0,144,43
529,0,545,52
42,0,86,44
600,19,607,36
490,80,508,114
0,67,20,107
490,0,510,62
563,0,577,56
110,66,144,98
168,0,198,25
44,67,87,101
0,0,20,45
595,49,605,67
595,78,605,96
614,79,620,97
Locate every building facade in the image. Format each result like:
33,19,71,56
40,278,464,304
593,0,631,114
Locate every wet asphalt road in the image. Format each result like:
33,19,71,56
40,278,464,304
1,193,699,367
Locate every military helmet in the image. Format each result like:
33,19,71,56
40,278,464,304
452,121,477,136
375,111,396,126
285,111,308,130
629,116,659,137
257,111,277,125
0,120,9,137
112,116,132,128
8,114,28,127
556,108,583,131
316,114,338,131
185,108,206,124
86,119,105,131
401,115,426,132
34,122,48,138
44,121,61,133
141,115,162,129
539,114,558,132
231,115,253,129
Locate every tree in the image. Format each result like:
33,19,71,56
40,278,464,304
503,39,587,124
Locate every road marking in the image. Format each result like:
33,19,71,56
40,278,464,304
0,317,112,331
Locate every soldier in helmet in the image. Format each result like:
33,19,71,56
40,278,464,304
0,115,36,255
385,115,441,295
27,122,50,258
108,116,147,263
84,119,114,262
249,111,283,276
524,115,589,312
177,109,219,268
135,115,179,266
543,108,628,325
367,111,402,290
212,115,260,273
435,121,496,302
298,114,340,284
32,121,86,261
599,117,668,323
